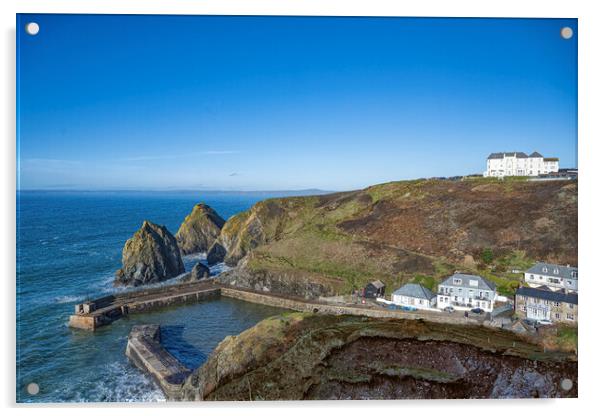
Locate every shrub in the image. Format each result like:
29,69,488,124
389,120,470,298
481,248,494,265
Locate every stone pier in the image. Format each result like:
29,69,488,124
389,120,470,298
69,281,221,331
125,325,190,400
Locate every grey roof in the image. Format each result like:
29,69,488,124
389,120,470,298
369,280,385,289
530,151,543,158
439,273,497,291
516,286,578,305
392,283,436,300
526,262,577,280
487,151,535,159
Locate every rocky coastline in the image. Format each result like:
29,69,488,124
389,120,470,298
171,313,576,400
109,179,578,401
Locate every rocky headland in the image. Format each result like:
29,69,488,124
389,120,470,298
115,220,185,287
206,178,577,299
179,313,577,400
176,203,225,255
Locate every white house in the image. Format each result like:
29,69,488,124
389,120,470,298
484,152,559,178
524,262,578,293
391,283,437,310
436,273,497,312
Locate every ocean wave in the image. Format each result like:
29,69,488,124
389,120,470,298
183,252,207,262
34,362,166,403
54,295,84,304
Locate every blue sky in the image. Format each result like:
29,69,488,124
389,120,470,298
17,15,577,191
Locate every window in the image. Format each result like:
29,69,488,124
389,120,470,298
567,314,574,320
522,305,527,312
554,268,559,275
453,278,462,285
542,267,548,273
555,302,560,307
469,280,478,287
555,313,560,319
571,271,578,278
569,303,574,309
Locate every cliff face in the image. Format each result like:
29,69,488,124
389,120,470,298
176,203,226,255
180,313,577,400
214,179,577,298
115,221,185,286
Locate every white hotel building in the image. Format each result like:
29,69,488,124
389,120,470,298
484,152,559,178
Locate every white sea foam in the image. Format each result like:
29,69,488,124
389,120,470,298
58,362,165,403
183,252,207,262
54,295,84,304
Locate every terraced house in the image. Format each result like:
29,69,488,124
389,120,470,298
436,273,497,312
524,262,578,293
515,286,578,324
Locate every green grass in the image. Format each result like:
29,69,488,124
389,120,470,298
410,274,437,292
556,325,578,351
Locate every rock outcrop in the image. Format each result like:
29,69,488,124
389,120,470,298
115,221,185,287
207,242,227,265
184,262,210,282
180,313,577,401
176,203,226,255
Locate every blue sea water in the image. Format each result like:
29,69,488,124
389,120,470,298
16,191,298,403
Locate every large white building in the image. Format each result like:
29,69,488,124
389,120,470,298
436,273,498,312
484,152,559,178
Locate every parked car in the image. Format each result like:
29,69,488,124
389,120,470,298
401,306,417,312
537,319,553,326
443,306,454,313
470,307,484,314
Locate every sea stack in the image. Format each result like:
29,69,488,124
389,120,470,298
176,203,226,255
115,220,185,287
207,241,227,265
183,262,211,282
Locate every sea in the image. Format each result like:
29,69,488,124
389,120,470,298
16,190,316,403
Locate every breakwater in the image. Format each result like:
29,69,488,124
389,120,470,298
68,281,221,330
125,324,191,400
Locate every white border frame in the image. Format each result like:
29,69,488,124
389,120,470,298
3,1,600,414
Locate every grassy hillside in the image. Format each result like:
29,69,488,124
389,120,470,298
217,178,577,298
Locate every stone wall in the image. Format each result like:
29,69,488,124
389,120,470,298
220,287,481,326
125,324,191,400
126,288,220,313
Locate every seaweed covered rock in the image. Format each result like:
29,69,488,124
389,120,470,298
176,204,225,255
115,221,185,286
